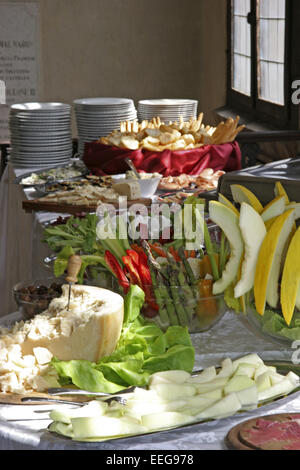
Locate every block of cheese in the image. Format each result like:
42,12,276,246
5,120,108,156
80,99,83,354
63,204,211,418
0,285,124,393
112,181,141,200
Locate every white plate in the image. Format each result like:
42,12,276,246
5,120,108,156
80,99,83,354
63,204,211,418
73,97,134,106
10,102,71,111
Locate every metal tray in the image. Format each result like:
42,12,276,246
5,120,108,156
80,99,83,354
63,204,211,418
47,360,300,444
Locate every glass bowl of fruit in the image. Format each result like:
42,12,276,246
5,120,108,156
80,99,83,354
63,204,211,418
13,278,64,320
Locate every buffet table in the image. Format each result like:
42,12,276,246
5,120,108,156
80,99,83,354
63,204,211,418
0,310,297,451
0,161,300,451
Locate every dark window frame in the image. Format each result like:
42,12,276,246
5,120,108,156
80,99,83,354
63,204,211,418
227,0,299,129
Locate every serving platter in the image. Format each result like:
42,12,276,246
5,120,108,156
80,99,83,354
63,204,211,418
38,361,300,444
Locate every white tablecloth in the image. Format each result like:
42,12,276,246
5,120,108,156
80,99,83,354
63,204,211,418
0,310,298,450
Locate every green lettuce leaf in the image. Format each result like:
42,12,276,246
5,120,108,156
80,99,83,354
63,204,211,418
50,285,195,392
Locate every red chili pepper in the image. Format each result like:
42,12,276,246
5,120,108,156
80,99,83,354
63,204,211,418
126,249,140,266
122,255,142,287
137,253,159,311
104,251,129,293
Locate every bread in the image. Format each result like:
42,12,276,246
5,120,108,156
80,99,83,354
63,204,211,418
0,285,124,393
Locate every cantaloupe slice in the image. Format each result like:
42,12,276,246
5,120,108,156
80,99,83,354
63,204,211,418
231,185,264,214
281,227,300,325
254,209,295,315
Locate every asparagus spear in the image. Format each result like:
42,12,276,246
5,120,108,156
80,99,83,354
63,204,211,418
166,255,196,322
149,264,173,326
142,241,179,326
165,263,190,327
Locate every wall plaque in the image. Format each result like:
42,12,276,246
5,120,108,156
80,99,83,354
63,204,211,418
0,2,40,139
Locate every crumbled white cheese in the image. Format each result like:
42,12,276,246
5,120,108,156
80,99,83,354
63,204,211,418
0,285,123,394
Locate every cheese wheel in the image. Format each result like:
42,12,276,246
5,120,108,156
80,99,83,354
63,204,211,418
19,285,124,361
0,286,124,393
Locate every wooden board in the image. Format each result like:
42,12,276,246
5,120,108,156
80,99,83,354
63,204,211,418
22,197,153,214
225,413,300,451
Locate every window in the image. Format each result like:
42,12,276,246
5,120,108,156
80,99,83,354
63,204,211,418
227,0,300,128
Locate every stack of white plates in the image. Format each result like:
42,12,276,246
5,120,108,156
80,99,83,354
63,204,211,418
9,102,73,169
138,99,198,123
73,97,137,155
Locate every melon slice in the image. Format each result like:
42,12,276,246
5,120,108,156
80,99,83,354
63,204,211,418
195,393,242,420
231,185,264,214
254,209,295,315
218,193,240,216
281,227,300,325
234,203,267,298
261,196,286,222
208,201,244,295
274,181,290,205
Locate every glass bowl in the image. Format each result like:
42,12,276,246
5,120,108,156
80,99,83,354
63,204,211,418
13,278,64,320
140,285,227,334
237,303,300,347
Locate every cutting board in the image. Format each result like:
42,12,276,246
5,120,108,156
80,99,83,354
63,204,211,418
22,197,152,214
226,413,300,450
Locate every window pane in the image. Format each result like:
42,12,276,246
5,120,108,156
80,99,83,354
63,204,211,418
258,0,286,105
231,0,252,96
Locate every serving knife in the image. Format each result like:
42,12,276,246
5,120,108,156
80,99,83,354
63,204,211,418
125,158,141,179
65,255,82,310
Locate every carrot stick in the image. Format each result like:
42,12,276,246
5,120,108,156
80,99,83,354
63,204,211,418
198,279,218,317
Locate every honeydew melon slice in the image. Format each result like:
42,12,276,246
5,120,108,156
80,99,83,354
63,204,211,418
195,389,223,400
148,370,191,386
218,193,240,216
195,393,242,420
141,411,193,431
233,363,256,379
235,385,258,407
232,354,264,370
126,399,188,416
286,371,300,386
208,201,244,295
281,228,300,325
261,196,286,222
231,185,264,213
234,203,267,298
71,416,147,439
258,378,296,402
49,421,73,438
150,383,197,401
193,377,229,394
217,358,234,378
49,401,108,425
254,364,276,380
186,367,217,384
181,394,220,413
254,209,295,315
256,371,272,392
224,375,255,394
